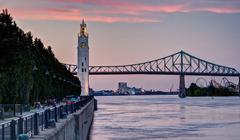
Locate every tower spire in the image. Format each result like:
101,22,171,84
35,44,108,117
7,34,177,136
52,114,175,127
82,19,85,25
81,19,86,27
80,19,87,36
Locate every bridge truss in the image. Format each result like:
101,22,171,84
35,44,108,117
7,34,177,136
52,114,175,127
63,51,239,77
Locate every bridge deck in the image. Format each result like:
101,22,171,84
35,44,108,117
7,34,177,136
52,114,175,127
64,51,239,77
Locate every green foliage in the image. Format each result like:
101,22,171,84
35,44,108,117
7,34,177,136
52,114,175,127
0,9,81,104
0,94,2,103
187,83,238,96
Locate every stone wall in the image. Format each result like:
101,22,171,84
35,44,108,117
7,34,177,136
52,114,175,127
31,99,95,140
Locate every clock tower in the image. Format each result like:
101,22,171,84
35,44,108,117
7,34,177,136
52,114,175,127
77,19,89,96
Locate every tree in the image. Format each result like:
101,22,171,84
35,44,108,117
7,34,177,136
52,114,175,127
0,9,81,104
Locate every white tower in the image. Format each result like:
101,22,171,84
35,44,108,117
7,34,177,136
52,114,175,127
77,19,89,96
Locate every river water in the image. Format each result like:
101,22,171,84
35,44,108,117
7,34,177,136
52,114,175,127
89,95,240,140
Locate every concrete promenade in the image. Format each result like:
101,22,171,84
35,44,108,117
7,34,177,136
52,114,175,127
30,99,95,140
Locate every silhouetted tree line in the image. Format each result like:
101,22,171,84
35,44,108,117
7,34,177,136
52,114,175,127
0,9,81,104
187,83,238,96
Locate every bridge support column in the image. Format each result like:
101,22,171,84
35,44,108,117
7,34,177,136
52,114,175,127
179,75,186,98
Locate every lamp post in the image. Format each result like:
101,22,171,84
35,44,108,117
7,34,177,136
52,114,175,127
45,69,50,98
32,66,51,104
32,65,38,103
53,74,56,79
45,70,50,76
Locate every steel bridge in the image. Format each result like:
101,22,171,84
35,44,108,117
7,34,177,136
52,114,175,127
63,51,240,98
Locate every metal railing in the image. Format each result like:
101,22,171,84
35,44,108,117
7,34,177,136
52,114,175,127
0,96,94,140
0,104,31,120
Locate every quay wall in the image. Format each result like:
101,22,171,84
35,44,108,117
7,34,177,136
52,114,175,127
31,99,95,140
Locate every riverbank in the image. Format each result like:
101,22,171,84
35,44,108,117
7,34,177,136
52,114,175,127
91,91,178,96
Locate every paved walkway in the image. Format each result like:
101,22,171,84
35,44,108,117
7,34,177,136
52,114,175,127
0,103,64,124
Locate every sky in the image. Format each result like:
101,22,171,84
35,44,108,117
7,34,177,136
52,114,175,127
1,0,240,91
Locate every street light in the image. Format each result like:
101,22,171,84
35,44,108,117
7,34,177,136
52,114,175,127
45,70,50,76
33,65,38,72
53,75,56,79
32,65,38,106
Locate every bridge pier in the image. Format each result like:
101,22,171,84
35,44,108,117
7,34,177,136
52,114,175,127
179,75,186,98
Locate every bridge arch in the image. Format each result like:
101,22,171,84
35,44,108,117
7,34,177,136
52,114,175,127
63,51,240,98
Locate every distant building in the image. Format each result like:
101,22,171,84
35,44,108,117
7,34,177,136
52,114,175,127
118,82,128,94
118,82,143,95
129,87,142,95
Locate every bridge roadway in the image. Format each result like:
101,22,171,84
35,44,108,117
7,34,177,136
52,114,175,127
63,51,240,98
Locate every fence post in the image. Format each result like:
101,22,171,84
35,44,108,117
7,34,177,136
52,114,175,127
20,104,23,116
65,105,68,115
54,107,58,122
34,113,39,135
60,106,63,118
18,117,24,135
13,104,16,117
76,102,79,111
0,104,3,120
80,96,83,106
73,103,76,112
2,124,4,140
44,109,49,128
72,104,74,113
78,101,81,109
10,120,17,140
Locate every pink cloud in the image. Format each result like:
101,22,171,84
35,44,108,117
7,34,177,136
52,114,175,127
123,4,186,13
8,8,82,21
88,9,141,16
51,0,240,14
197,7,240,14
2,0,240,23
6,7,158,23
86,16,159,23
53,0,186,14
52,0,129,7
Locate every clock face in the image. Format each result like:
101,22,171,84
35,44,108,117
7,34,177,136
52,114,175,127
79,35,88,48
81,36,86,42
80,36,86,44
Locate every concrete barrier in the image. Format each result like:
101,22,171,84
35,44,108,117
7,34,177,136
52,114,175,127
30,99,95,140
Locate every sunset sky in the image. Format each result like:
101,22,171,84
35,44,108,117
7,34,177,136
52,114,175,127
1,0,240,91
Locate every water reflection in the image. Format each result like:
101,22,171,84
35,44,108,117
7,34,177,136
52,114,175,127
90,96,240,140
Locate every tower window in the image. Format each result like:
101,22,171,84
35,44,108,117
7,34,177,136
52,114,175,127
82,62,84,66
85,68,87,72
85,57,87,61
82,68,84,72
